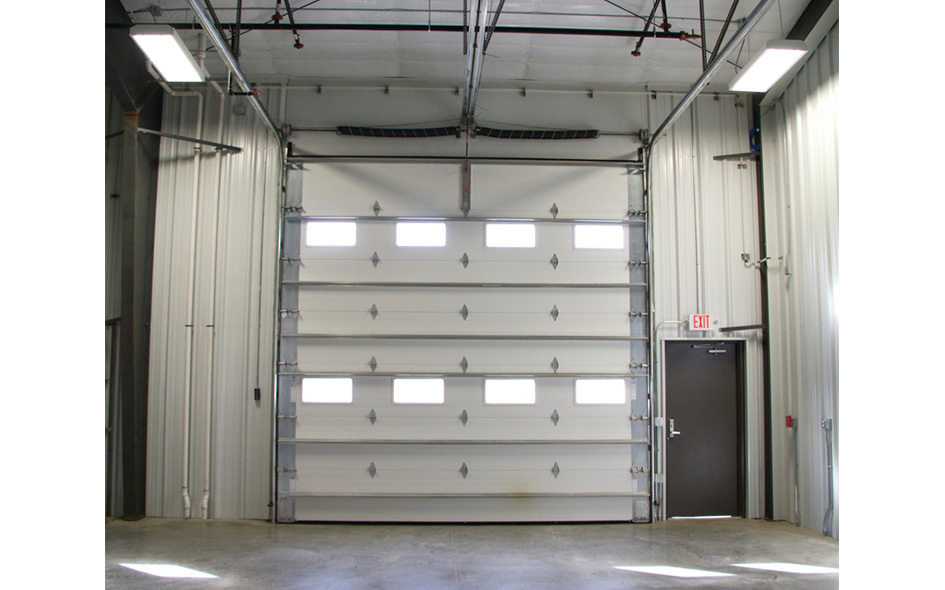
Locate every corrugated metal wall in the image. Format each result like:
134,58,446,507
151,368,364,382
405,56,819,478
648,93,765,519
146,89,283,519
143,85,766,520
761,22,839,538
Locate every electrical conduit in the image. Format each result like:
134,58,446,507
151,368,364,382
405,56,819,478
181,34,207,518
201,90,226,519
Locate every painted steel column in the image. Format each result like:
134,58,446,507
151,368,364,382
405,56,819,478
119,112,150,519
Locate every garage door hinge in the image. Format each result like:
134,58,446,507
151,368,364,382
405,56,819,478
551,409,560,425
460,357,469,373
551,357,560,373
550,203,559,218
281,257,301,266
629,415,650,421
372,252,381,267
276,467,296,473
460,463,469,479
280,309,300,317
461,305,469,320
368,462,377,478
461,253,470,268
628,259,649,266
368,409,377,425
551,305,559,321
628,209,647,217
371,304,379,319
373,201,381,216
460,410,469,425
277,415,297,420
552,462,560,478
370,357,378,372
278,361,298,367
550,254,559,269
283,206,303,214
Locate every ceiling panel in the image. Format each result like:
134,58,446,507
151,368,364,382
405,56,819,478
116,0,811,90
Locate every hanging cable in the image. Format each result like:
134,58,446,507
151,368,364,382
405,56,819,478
463,0,469,55
699,0,707,70
232,0,242,58
482,0,506,53
706,0,738,68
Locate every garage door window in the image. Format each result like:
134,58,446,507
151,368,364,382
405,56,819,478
301,377,354,404
484,379,536,405
573,224,624,249
485,223,536,248
396,222,447,247
393,378,446,404
574,379,626,404
306,221,357,247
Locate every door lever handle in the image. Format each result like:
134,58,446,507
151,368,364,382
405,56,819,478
669,418,681,438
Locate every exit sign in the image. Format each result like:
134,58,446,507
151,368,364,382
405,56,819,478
689,314,713,331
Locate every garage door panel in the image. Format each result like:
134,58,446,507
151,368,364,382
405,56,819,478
293,496,638,522
294,340,634,374
277,163,651,522
301,162,462,216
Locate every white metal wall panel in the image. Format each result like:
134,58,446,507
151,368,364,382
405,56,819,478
761,22,839,538
648,93,765,519
279,161,650,522
146,88,283,519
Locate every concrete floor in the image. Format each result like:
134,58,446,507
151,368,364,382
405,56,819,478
105,518,838,589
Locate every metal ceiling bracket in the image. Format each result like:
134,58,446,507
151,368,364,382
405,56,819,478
551,410,560,425
648,0,779,148
461,253,470,268
462,162,472,217
370,357,378,372
551,254,559,269
551,305,559,321
368,409,377,425
370,304,379,320
460,462,469,479
461,305,469,320
185,0,281,141
552,462,560,478
460,410,469,426
372,252,380,267
368,462,377,478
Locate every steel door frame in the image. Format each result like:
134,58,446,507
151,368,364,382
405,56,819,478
653,337,747,520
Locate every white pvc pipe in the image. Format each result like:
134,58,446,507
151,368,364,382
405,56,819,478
201,90,226,520
180,35,207,516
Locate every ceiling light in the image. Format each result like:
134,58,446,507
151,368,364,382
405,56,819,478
130,25,205,83
729,40,808,93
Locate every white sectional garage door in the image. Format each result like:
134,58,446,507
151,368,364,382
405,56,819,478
275,161,651,522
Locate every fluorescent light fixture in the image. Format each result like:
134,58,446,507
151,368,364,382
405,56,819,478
302,378,354,404
734,563,839,574
615,566,733,578
574,224,624,249
306,221,357,247
130,25,205,83
670,515,733,520
729,40,808,93
120,564,217,579
485,223,536,248
484,379,536,405
396,222,447,247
